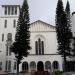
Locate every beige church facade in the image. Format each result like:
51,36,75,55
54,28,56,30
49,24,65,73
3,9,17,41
0,4,75,74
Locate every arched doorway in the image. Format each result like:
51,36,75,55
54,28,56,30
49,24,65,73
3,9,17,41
30,61,36,71
37,61,44,71
45,61,51,72
52,61,59,71
22,62,28,71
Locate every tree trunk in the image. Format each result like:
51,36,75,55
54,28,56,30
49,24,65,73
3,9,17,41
17,59,19,75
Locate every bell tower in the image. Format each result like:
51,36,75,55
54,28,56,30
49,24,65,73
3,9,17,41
2,5,20,16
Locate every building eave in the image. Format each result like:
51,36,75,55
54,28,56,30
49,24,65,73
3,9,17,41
30,20,55,28
2,5,20,7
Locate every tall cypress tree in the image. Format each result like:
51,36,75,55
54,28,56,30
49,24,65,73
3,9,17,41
65,0,70,14
65,0,72,55
55,0,72,71
10,0,31,74
72,37,75,55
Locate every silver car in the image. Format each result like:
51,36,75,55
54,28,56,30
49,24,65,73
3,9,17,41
62,72,75,75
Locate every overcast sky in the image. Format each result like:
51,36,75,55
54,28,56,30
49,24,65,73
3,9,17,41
0,0,75,25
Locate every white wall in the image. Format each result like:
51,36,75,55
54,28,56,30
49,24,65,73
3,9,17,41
19,55,63,72
71,14,75,37
0,6,63,73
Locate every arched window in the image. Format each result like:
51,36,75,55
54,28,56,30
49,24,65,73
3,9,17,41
6,33,12,56
8,60,11,71
14,62,16,70
0,62,2,70
5,60,11,71
6,45,8,56
45,61,51,71
37,61,44,71
4,20,7,28
7,33,12,41
2,34,4,41
35,38,44,55
13,20,16,28
53,61,59,70
30,61,36,71
22,62,28,71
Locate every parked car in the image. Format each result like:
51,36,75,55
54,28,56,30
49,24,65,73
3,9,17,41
62,72,75,75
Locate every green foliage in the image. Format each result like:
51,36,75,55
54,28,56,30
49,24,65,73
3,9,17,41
65,0,72,42
65,0,74,56
54,71,63,75
72,37,75,55
10,0,31,63
65,0,70,14
56,0,72,71
56,0,72,57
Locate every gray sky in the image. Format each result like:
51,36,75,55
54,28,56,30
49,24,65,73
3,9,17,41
0,0,75,25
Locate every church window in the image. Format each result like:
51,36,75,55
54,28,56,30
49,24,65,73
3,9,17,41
5,60,8,71
8,7,10,15
4,6,18,15
13,20,16,28
30,61,36,71
14,62,16,70
6,45,8,56
42,41,44,54
38,38,41,54
35,38,44,55
0,62,2,70
37,61,44,71
45,61,51,71
22,62,28,71
35,41,38,55
6,33,12,56
9,46,11,56
11,7,14,15
5,20,7,28
5,60,11,71
53,61,59,70
6,45,11,56
8,60,11,71
2,34,4,41
15,7,17,15
5,7,7,15
7,33,12,41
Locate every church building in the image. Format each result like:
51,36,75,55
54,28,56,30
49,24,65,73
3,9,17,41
0,4,75,74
